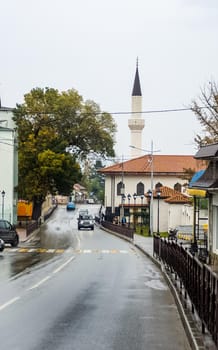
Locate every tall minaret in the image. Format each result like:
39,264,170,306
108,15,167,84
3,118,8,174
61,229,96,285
128,59,145,158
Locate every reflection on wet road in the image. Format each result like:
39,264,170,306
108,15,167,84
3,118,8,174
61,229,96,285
0,204,100,281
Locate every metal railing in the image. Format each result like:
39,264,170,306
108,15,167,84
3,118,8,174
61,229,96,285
101,221,134,240
154,235,218,346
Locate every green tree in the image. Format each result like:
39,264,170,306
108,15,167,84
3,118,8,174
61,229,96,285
191,80,218,146
84,159,105,202
13,87,116,217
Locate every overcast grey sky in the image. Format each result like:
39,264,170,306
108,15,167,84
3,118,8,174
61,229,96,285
1,0,218,158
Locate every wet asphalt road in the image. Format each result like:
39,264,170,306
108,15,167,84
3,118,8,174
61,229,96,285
0,204,100,280
0,205,191,349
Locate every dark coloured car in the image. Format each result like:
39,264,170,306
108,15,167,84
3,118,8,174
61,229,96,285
0,238,4,252
0,220,19,247
78,214,94,230
78,208,89,219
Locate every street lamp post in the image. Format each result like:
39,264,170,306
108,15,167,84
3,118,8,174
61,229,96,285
156,188,161,236
147,189,152,236
141,195,144,233
133,193,137,230
120,191,126,223
127,194,131,227
1,190,5,219
121,194,126,225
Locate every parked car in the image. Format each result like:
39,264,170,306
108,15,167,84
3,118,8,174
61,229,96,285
0,220,19,247
78,214,94,230
66,201,76,210
0,238,5,252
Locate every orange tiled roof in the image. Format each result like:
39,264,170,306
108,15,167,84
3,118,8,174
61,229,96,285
149,186,192,204
164,193,191,204
99,155,206,175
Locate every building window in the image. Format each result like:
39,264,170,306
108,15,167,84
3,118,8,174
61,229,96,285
137,182,144,196
155,182,163,189
174,183,182,192
117,182,125,195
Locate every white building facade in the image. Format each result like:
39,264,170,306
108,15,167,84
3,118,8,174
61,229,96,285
99,154,205,232
0,105,18,224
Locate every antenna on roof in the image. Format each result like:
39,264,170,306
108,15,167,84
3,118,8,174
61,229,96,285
136,57,139,69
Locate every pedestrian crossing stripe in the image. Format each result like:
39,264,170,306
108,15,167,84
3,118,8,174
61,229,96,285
4,248,130,254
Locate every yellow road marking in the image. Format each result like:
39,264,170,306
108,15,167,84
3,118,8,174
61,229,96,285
36,248,47,253
110,249,118,254
18,248,29,253
55,249,65,254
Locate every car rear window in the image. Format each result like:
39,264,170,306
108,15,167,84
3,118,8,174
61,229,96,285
82,215,93,220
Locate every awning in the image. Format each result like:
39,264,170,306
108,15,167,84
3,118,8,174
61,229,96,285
189,170,205,187
189,162,218,190
187,188,207,197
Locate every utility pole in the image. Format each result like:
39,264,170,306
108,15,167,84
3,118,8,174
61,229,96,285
130,141,160,236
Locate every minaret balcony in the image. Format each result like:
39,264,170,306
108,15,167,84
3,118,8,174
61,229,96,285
128,119,145,131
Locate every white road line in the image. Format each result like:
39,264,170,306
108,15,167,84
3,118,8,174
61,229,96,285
46,249,56,253
28,276,51,290
83,249,92,253
53,256,75,274
0,297,20,311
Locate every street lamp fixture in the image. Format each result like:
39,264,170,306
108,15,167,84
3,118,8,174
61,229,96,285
156,188,161,236
147,190,152,198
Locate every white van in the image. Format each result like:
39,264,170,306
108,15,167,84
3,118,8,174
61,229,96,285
87,198,94,204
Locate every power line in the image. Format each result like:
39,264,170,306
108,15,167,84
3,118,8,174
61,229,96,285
110,106,210,116
14,105,216,118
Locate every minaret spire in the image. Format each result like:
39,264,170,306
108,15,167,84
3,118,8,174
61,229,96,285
128,59,145,158
132,58,142,96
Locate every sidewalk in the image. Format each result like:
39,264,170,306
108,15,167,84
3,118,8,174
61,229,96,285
17,227,27,242
17,226,40,243
134,234,153,257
